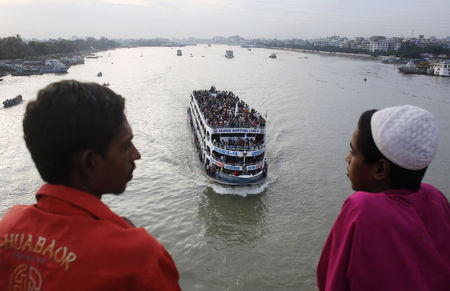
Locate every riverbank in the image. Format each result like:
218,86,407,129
270,47,377,60
0,49,107,77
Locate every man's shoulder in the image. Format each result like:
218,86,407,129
1,204,33,222
93,221,167,252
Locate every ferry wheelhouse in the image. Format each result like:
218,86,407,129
188,87,268,186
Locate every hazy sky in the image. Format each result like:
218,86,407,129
1,0,449,39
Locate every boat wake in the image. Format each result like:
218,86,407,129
208,179,271,197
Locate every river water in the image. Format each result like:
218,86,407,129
1,45,449,290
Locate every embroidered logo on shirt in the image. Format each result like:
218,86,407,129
1,233,77,271
9,264,43,291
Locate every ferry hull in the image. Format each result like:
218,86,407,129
215,172,265,186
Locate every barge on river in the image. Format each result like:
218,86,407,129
188,87,268,186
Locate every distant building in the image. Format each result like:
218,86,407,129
368,36,389,52
389,38,403,51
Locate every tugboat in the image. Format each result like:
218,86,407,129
188,86,268,186
3,94,23,107
398,60,427,75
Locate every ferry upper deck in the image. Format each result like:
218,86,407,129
191,88,266,129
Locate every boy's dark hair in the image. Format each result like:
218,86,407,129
23,80,125,184
357,110,426,191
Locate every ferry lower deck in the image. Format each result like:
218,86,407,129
188,87,267,186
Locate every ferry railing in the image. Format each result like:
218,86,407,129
212,141,265,152
207,123,266,129
211,155,264,167
215,160,264,167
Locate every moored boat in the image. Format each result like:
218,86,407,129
11,66,43,76
398,60,427,74
61,56,85,66
41,59,69,73
432,61,450,77
188,86,268,186
86,53,99,59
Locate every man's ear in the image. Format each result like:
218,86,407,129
374,158,391,180
72,149,98,178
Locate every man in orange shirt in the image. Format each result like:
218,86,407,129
0,80,181,290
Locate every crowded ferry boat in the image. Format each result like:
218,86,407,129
188,86,268,186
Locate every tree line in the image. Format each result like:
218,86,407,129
0,35,120,60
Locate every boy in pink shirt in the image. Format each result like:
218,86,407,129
317,105,450,291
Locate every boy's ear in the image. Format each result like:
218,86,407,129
374,158,391,180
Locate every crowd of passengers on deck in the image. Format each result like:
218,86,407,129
192,89,266,129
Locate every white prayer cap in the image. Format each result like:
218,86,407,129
371,105,438,170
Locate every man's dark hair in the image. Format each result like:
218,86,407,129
23,80,125,184
357,110,426,191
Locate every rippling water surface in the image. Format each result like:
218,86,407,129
1,45,449,290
